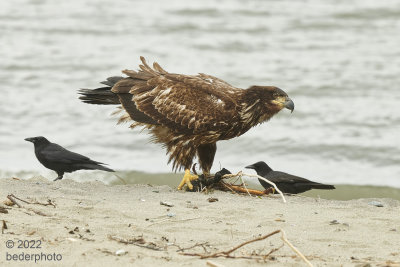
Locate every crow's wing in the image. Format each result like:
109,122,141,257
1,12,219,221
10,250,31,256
266,171,312,184
39,143,101,165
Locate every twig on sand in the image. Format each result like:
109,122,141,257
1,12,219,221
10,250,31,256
0,206,10,214
175,242,209,252
234,172,251,197
264,243,284,259
8,194,56,208
27,208,48,217
7,195,22,208
182,229,312,266
246,173,286,203
222,172,287,203
280,230,313,267
219,182,266,196
108,235,165,251
6,195,50,216
113,174,127,185
182,230,281,259
220,182,239,195
147,216,201,227
108,235,144,244
1,220,7,234
206,261,226,267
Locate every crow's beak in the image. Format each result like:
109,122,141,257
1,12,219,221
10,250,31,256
284,98,294,113
245,164,255,170
24,137,34,143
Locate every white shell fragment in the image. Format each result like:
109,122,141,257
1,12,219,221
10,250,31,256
115,249,127,256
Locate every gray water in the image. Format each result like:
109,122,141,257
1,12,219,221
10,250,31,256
1,0,399,188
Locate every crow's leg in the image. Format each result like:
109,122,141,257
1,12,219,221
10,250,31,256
54,171,64,181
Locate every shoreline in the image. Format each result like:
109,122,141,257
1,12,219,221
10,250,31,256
2,171,400,201
0,177,399,266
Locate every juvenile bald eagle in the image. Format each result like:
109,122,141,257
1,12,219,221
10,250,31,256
79,57,294,189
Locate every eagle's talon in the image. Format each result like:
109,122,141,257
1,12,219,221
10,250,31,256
178,169,198,190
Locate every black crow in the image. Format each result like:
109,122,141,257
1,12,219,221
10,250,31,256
245,161,335,194
25,136,114,181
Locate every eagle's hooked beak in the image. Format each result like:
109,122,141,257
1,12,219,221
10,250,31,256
24,137,34,143
284,98,294,113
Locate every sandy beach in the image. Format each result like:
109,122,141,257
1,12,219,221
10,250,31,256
0,176,399,267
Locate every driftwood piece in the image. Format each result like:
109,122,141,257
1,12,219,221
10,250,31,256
6,195,51,217
182,229,313,266
108,235,165,251
1,220,7,234
189,169,287,203
8,194,56,208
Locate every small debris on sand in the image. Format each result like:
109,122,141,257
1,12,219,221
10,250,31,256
115,249,127,256
368,201,384,207
160,201,174,207
207,197,218,203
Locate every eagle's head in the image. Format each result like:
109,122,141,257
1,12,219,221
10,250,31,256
256,86,294,113
241,86,294,125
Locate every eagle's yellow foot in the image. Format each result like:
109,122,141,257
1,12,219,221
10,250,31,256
177,169,198,190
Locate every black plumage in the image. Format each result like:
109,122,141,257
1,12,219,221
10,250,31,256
25,136,114,181
245,161,335,194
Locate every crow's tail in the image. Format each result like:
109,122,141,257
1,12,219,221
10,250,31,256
93,164,115,172
78,162,115,172
78,76,123,105
311,183,335,190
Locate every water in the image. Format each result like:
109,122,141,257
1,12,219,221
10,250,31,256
1,0,399,188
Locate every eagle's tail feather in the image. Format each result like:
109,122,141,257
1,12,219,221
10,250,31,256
78,76,124,105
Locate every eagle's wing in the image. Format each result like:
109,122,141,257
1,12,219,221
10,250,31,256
120,57,242,133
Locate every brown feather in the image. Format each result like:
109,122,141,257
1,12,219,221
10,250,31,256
81,57,292,172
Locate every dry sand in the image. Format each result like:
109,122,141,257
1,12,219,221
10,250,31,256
0,177,399,267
